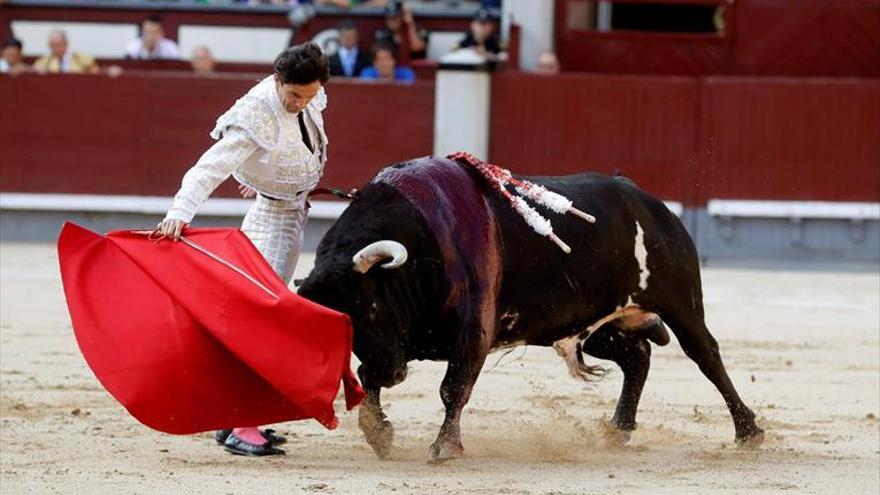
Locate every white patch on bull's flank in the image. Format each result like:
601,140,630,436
634,221,650,290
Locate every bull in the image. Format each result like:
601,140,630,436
298,156,764,462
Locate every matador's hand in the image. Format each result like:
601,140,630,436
238,184,257,199
155,218,187,241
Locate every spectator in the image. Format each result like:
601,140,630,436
329,19,371,77
536,50,560,75
374,1,428,60
360,42,414,83
1,37,29,75
191,45,216,74
125,15,181,60
457,8,502,58
33,30,99,74
316,0,387,7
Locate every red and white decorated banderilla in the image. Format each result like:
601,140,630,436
448,152,597,254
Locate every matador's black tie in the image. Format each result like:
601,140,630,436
298,111,314,153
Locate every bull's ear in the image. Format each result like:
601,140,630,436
292,278,305,287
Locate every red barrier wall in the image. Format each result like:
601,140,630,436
490,72,701,202
322,79,435,189
697,78,880,204
490,72,880,205
0,73,434,196
3,72,877,207
732,0,880,77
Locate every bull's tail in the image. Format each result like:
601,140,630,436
553,337,608,382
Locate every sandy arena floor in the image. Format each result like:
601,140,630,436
0,242,878,495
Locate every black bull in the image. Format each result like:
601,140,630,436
298,157,764,461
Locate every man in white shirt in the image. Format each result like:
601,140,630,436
156,42,330,457
125,15,180,60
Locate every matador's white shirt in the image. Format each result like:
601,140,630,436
165,75,328,223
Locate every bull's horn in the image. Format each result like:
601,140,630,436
352,240,409,273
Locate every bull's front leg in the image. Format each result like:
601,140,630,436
429,345,488,463
357,365,394,459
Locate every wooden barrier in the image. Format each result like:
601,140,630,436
0,73,434,196
490,71,701,203
489,71,880,205
2,71,877,207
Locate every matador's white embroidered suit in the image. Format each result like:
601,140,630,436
164,76,328,283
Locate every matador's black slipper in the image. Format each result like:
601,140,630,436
259,428,287,446
223,433,285,457
214,429,231,445
215,428,287,446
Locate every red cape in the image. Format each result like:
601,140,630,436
57,222,364,434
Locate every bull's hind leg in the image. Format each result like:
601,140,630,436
664,314,764,446
582,326,653,444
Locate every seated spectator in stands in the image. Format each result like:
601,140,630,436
1,37,29,75
457,8,502,59
125,15,180,60
329,19,371,77
374,1,428,60
536,50,560,75
191,45,216,74
33,30,99,74
317,0,388,7
360,42,414,83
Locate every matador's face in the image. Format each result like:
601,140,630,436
274,75,322,114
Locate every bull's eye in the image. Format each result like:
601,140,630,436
369,302,378,320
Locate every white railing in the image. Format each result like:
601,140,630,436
0,193,349,220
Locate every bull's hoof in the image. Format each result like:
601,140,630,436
359,416,394,460
603,424,633,448
735,426,765,449
428,440,463,463
605,429,632,448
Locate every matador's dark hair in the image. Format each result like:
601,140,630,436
273,42,330,85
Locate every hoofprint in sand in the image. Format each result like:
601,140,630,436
1,243,878,495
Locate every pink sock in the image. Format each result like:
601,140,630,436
232,427,267,445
